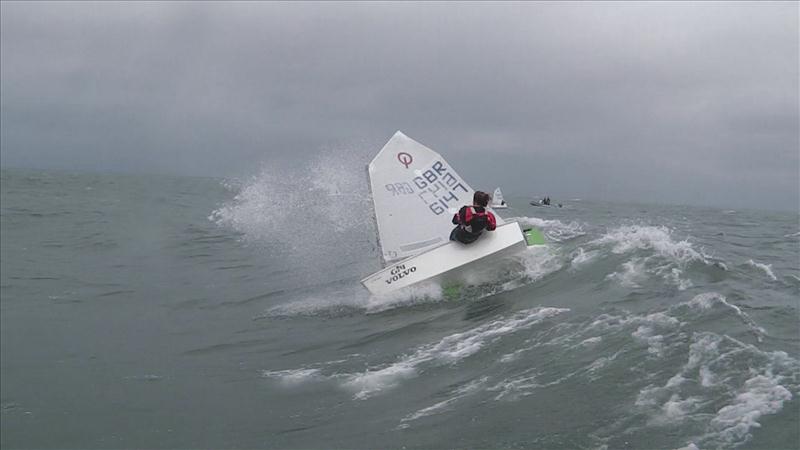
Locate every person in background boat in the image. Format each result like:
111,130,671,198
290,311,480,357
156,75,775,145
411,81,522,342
450,191,497,244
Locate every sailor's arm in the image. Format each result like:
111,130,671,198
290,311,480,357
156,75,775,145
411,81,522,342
486,212,497,231
452,205,466,225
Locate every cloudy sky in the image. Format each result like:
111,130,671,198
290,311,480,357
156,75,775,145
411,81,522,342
1,1,797,210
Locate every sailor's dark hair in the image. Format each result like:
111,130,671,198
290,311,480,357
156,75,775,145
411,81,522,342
473,191,490,207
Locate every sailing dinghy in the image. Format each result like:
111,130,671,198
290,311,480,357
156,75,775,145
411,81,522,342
361,131,539,295
491,187,509,209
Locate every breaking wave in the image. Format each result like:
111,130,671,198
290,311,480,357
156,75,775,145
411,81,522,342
262,307,569,399
510,216,586,242
586,225,718,290
260,291,797,447
746,259,778,281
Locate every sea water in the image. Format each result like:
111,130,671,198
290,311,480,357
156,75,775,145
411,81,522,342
1,164,798,449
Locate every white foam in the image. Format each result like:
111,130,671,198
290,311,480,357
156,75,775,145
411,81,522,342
453,377,489,395
490,369,579,401
635,384,663,407
570,247,599,270
641,311,681,328
510,216,586,242
499,348,528,363
124,374,163,382
676,443,700,450
261,279,450,318
631,330,799,448
399,376,488,424
580,336,602,346
593,226,717,289
587,352,617,375
588,302,796,447
488,374,541,401
666,373,688,389
652,394,702,425
261,368,322,386
399,397,461,425
699,366,717,387
586,311,680,344
685,332,722,370
705,374,792,446
667,267,693,290
633,334,717,416
685,293,755,331
344,363,418,399
586,313,628,331
684,293,766,338
365,281,445,313
686,292,726,311
746,259,778,281
606,258,647,288
343,307,569,399
592,225,708,277
514,245,563,281
632,325,667,357
264,295,367,318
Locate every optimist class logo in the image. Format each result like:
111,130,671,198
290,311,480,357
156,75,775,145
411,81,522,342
397,152,413,168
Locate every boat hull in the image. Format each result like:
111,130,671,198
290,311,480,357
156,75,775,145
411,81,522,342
361,222,526,295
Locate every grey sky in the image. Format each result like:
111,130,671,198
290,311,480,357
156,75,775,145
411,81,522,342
1,1,798,210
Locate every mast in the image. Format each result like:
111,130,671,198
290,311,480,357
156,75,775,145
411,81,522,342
365,163,386,266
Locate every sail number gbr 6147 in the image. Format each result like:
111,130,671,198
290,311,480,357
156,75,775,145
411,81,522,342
384,160,469,216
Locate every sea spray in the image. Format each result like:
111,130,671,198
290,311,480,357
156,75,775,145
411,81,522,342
211,146,378,282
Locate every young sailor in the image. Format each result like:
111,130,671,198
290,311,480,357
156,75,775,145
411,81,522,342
450,191,497,244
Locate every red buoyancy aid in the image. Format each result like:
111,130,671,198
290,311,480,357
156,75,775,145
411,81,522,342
453,206,497,234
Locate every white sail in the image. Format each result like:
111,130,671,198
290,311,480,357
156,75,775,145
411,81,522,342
492,187,507,207
368,131,504,264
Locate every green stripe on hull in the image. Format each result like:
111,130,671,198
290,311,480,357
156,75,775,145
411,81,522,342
523,228,546,246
